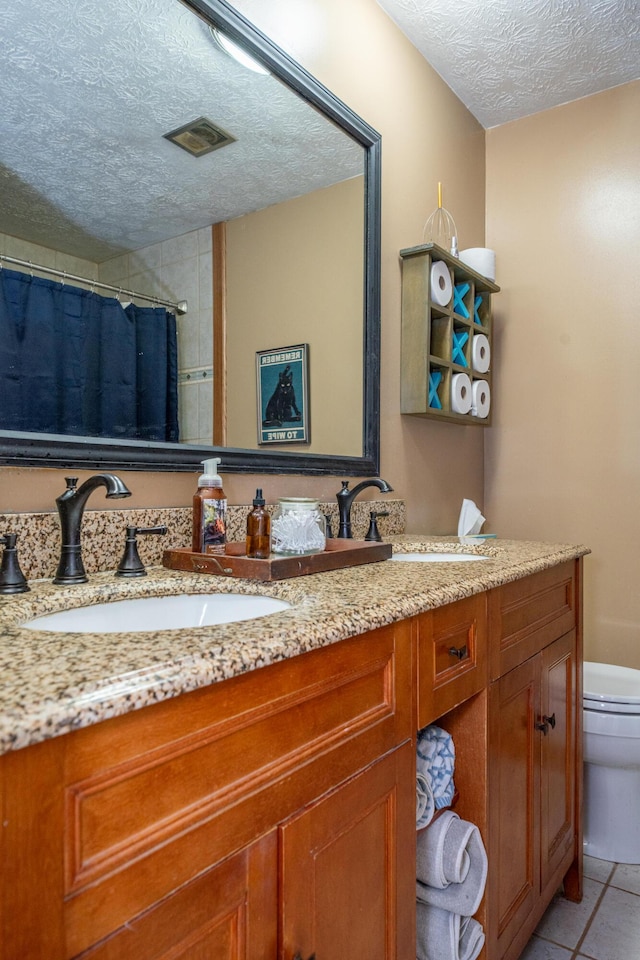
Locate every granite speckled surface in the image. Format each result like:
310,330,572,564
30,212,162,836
0,499,406,580
0,535,589,756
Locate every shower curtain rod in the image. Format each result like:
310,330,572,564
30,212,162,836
0,253,188,315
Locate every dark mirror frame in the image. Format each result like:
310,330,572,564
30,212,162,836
0,0,381,477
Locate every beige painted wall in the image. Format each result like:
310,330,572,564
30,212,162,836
0,0,486,529
286,0,487,534
484,81,640,667
225,177,363,456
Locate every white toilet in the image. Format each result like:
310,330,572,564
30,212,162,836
583,661,640,863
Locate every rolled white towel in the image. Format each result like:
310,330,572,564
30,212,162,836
459,914,485,960
417,810,472,887
416,901,485,960
416,812,488,916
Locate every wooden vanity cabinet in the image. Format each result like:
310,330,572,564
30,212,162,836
486,562,581,960
75,744,416,960
0,621,415,960
0,557,584,960
415,561,582,960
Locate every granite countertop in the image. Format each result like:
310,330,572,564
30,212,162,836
0,536,589,756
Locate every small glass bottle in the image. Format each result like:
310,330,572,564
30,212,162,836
246,489,271,559
271,497,326,556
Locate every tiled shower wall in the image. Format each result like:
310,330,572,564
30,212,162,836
0,232,99,288
99,226,215,445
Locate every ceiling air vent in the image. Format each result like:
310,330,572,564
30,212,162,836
163,117,236,157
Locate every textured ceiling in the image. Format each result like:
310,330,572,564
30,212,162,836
375,0,640,128
0,0,362,261
4,0,636,262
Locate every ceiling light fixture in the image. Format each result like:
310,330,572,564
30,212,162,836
210,27,269,75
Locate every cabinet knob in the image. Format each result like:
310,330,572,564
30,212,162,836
292,954,316,960
448,644,468,661
536,713,556,735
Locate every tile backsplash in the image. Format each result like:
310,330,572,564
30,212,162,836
0,500,405,581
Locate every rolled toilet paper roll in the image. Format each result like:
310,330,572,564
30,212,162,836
459,248,496,281
472,333,491,373
430,260,452,307
451,373,472,415
471,379,491,418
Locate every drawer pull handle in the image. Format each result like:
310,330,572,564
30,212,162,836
448,644,467,661
536,713,556,735
293,954,316,960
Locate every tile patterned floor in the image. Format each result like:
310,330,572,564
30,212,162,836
520,857,640,960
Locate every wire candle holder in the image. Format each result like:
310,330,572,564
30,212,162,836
422,182,459,257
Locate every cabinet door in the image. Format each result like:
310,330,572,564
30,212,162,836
540,631,576,896
76,832,277,960
488,656,541,960
279,742,415,960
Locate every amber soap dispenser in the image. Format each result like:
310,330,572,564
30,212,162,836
192,458,227,553
246,488,270,559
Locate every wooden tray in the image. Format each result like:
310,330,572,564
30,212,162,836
163,539,392,581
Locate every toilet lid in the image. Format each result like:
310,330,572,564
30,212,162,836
584,662,640,707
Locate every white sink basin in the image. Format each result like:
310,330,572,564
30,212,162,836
23,593,291,634
391,552,489,563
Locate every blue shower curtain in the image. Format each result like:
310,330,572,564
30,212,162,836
0,268,179,441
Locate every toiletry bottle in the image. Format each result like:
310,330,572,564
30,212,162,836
246,488,270,559
192,458,227,553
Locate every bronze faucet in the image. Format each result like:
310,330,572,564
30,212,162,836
54,474,132,585
336,478,393,538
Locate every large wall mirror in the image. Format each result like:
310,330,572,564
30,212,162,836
0,0,381,475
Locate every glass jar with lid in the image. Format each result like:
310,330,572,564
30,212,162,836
271,497,326,556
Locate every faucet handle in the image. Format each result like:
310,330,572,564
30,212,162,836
0,533,30,594
364,511,389,543
116,525,167,578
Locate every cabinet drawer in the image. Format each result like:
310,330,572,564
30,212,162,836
63,621,412,955
488,561,577,680
417,593,487,726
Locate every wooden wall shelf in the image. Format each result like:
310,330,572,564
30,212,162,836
400,243,500,426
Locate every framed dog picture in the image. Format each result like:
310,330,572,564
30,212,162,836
256,344,310,444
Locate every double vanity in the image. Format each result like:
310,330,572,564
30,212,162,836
0,535,587,960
